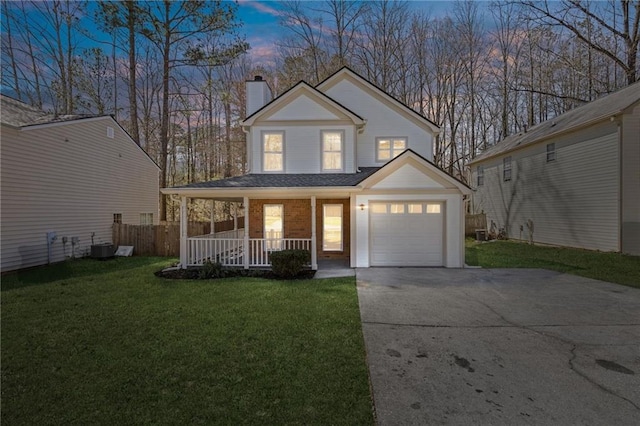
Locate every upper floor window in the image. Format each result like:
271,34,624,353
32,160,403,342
322,130,343,171
113,213,122,224
377,137,406,162
477,165,484,186
546,143,556,162
503,156,512,181
263,132,284,172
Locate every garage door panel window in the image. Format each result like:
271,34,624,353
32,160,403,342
390,203,405,214
426,204,441,214
371,204,387,214
323,204,343,251
408,204,423,214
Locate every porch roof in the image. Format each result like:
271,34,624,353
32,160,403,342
174,167,380,189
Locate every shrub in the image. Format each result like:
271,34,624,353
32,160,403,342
198,261,224,279
270,249,311,278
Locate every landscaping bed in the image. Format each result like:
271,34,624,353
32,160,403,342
155,265,315,280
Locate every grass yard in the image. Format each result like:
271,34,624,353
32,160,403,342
1,258,374,425
466,239,640,288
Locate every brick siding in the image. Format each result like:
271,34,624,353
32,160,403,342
248,198,350,260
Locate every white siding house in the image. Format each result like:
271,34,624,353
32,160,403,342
1,96,160,272
469,83,640,255
163,67,471,270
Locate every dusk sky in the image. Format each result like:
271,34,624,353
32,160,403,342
235,1,467,66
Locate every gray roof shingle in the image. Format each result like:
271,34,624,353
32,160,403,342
177,167,380,189
470,82,640,164
1,95,98,127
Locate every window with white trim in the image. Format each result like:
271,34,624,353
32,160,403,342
322,204,343,251
376,137,407,162
322,130,343,171
477,165,484,186
263,132,284,172
546,143,556,162
503,156,512,181
140,213,153,225
264,204,283,250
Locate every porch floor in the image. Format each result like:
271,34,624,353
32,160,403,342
314,259,354,279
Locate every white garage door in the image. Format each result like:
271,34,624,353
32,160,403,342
370,202,444,266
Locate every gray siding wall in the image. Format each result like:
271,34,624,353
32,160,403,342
471,120,620,252
1,118,159,272
621,104,640,255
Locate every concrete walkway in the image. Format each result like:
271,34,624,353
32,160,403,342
356,268,640,425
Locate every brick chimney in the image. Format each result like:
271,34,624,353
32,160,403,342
246,76,272,117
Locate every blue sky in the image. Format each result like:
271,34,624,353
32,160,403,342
235,1,469,65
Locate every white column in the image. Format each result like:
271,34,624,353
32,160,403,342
233,203,238,232
180,196,188,268
210,200,215,235
311,196,317,270
243,196,250,269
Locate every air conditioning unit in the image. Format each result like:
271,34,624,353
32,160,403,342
91,243,115,259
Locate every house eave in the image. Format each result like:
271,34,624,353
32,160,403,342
161,186,360,199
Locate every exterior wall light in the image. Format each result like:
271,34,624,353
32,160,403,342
359,203,365,211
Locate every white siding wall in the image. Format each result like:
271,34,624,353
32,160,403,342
323,79,434,165
621,104,640,255
1,118,159,272
471,121,620,252
250,124,356,173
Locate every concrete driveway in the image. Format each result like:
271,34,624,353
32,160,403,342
356,268,640,425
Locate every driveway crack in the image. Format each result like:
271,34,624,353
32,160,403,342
469,295,640,413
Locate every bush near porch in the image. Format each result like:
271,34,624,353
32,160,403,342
466,239,640,288
1,258,374,425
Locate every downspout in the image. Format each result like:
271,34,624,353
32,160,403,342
615,116,622,252
242,126,251,173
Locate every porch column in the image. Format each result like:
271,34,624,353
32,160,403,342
180,196,188,269
233,202,238,234
210,200,215,235
243,196,250,269
311,196,317,270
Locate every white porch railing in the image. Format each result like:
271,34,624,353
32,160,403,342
186,233,312,268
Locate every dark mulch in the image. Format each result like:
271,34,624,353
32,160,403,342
155,267,316,280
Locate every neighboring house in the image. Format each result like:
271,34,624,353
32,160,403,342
468,83,640,255
0,95,160,272
162,67,471,270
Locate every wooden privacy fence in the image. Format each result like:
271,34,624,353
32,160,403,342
465,213,487,236
112,218,245,257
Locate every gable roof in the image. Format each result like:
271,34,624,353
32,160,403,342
360,149,472,194
316,67,441,134
0,94,99,128
241,80,365,126
1,95,160,170
166,150,469,195
470,82,640,165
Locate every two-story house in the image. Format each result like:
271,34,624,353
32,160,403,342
162,67,471,270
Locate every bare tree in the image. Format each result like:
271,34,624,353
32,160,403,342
520,0,640,84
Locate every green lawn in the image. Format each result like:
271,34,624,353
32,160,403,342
1,258,374,425
466,239,640,288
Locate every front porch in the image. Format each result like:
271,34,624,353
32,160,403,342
177,195,351,271
187,230,312,269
